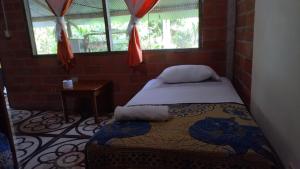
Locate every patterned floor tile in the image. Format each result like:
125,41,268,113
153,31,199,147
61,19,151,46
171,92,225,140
18,111,80,135
10,110,41,125
22,138,88,169
6,103,109,169
14,136,53,164
66,117,110,137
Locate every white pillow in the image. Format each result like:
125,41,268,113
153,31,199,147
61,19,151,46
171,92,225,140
157,65,220,83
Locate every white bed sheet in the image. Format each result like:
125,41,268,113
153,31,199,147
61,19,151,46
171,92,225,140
126,77,243,106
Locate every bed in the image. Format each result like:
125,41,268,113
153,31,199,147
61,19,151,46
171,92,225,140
86,70,280,169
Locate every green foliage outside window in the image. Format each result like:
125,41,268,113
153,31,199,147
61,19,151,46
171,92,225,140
27,0,200,55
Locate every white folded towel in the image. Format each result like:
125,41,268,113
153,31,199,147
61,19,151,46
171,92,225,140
113,105,170,121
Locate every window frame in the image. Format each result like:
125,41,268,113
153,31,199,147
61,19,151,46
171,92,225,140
23,0,203,56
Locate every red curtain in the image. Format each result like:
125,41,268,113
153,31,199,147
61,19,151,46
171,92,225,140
45,0,74,71
125,0,160,67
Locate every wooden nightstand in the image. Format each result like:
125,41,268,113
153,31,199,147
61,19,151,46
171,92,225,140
61,80,113,123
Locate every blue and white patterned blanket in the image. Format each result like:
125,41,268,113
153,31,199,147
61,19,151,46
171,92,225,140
86,103,281,169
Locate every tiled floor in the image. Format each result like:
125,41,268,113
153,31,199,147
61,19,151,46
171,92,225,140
8,107,110,169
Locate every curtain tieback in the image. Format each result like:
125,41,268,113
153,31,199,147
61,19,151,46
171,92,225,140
127,15,140,35
55,16,67,42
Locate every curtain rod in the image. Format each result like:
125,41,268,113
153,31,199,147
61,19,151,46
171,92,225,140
0,0,11,38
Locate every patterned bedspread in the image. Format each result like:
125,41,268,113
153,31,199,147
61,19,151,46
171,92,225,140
86,103,280,169
0,132,13,169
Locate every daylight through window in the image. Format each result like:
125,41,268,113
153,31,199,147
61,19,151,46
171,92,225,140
24,0,200,55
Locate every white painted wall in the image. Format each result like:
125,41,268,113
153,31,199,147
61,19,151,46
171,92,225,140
251,0,300,168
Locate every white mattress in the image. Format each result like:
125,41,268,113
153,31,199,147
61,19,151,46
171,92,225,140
126,77,243,106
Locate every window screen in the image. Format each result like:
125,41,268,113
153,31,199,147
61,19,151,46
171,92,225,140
24,0,200,55
109,0,199,51
26,0,107,55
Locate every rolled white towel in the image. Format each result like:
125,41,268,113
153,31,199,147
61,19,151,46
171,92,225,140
114,105,170,122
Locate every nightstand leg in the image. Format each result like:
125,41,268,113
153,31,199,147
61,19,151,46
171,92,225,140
61,95,69,123
92,95,99,124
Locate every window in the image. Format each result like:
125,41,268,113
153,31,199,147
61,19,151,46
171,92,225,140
25,0,107,55
24,0,200,55
109,0,199,51
67,1,107,53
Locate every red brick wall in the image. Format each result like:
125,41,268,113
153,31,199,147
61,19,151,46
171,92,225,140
0,0,228,110
234,0,255,107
